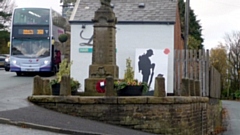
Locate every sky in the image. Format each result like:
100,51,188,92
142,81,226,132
190,0,240,49
15,0,62,13
14,0,240,50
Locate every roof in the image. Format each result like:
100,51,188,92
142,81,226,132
70,0,178,24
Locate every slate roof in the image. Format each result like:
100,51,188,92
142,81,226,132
70,0,178,23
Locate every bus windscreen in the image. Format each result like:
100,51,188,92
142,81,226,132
11,38,50,58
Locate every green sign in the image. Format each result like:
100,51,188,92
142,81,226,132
79,48,117,53
79,48,93,53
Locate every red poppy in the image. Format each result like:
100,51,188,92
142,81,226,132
96,80,106,93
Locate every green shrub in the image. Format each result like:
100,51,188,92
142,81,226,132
58,34,68,43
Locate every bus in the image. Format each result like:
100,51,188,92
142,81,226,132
9,7,68,76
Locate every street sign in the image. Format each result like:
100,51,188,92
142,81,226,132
79,48,117,53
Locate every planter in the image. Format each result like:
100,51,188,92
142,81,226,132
71,89,78,95
52,83,60,95
117,85,143,96
52,83,78,95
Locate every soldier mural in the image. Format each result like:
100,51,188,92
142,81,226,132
138,49,155,87
135,48,169,92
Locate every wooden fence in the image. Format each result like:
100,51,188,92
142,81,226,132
209,66,221,98
174,49,211,97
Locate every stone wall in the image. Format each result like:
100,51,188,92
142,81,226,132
28,96,222,135
207,98,222,134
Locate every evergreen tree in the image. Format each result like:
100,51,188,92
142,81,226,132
178,0,204,49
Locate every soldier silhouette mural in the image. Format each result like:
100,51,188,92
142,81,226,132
138,49,155,87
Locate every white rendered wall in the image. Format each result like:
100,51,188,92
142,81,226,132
70,24,174,93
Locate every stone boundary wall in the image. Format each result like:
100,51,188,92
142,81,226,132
28,96,222,135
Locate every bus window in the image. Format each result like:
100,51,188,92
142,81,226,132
11,39,50,57
13,8,50,25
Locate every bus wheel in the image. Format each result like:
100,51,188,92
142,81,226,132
5,68,10,72
16,72,22,76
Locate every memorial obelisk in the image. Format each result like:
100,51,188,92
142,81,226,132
84,0,119,95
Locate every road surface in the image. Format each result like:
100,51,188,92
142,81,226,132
222,100,240,135
0,69,64,135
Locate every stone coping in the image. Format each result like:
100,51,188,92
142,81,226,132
28,96,209,104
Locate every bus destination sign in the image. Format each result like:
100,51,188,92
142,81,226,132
19,29,48,35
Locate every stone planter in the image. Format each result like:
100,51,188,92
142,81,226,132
117,85,143,96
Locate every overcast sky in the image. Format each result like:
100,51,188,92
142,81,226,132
14,0,240,50
15,0,62,13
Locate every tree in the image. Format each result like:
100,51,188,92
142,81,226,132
0,0,15,53
188,35,202,49
178,0,204,49
60,0,76,5
224,31,240,92
60,0,76,20
210,44,229,96
58,34,68,43
0,0,15,30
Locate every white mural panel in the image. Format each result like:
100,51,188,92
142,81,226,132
70,24,174,93
134,49,169,92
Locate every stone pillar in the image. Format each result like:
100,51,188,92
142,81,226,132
33,75,43,95
189,79,195,96
42,79,52,95
85,2,119,95
154,76,166,97
181,78,190,96
105,76,115,96
33,76,52,95
60,75,71,96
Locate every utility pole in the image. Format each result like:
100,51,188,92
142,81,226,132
184,0,189,50
184,0,190,77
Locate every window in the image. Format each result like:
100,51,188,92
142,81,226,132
11,38,50,58
13,8,50,25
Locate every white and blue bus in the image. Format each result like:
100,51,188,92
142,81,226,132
9,7,67,76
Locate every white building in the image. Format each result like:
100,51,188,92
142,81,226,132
69,0,183,94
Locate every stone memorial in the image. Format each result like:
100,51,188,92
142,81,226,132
84,0,119,95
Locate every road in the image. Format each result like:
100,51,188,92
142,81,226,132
0,69,65,135
0,69,54,112
0,69,33,112
222,100,240,135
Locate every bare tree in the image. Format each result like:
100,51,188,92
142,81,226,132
60,0,76,5
60,0,76,20
224,31,240,91
210,44,228,86
0,0,16,30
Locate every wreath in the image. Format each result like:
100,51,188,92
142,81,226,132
96,80,106,93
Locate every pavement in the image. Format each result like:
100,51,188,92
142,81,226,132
0,104,155,135
0,123,67,135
